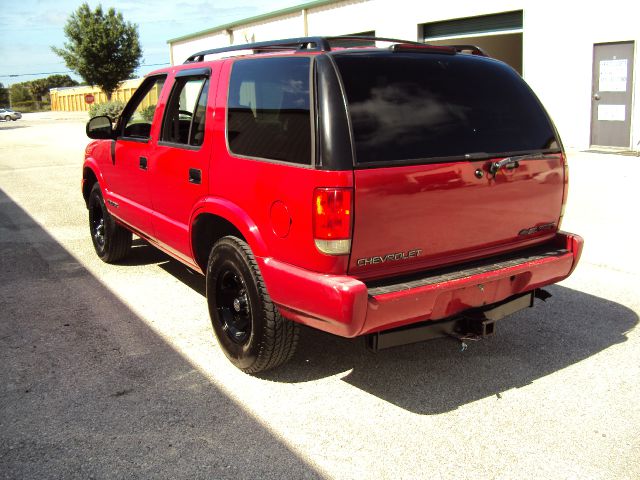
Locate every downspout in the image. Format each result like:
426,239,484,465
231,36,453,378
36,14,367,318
302,8,308,36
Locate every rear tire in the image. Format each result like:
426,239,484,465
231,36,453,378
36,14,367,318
88,183,132,263
206,236,299,373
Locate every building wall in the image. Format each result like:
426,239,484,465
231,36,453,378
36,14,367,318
50,78,143,112
171,0,637,151
522,0,639,152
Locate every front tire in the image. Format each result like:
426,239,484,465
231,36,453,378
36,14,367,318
4,116,10,122
206,236,299,373
88,183,132,263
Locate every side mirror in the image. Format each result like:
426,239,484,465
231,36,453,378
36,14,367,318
86,115,115,139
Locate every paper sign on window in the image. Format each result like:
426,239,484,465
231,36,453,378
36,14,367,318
598,104,625,122
599,59,627,92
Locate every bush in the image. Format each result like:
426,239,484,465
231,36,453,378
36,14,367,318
9,100,51,113
140,105,156,122
89,100,125,120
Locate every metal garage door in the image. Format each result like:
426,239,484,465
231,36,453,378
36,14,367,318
421,11,523,40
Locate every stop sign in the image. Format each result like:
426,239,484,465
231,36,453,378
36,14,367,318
85,93,95,104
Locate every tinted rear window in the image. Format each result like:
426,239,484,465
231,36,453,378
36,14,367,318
227,57,311,165
333,53,558,164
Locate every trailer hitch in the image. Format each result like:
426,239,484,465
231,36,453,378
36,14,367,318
366,290,548,353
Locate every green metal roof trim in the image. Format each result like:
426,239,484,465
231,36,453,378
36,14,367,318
167,0,339,44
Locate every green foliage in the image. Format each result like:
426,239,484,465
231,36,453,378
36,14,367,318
46,75,80,90
28,79,50,103
140,105,156,122
0,82,9,106
52,3,142,99
9,83,32,103
88,100,125,120
6,75,79,109
10,101,51,113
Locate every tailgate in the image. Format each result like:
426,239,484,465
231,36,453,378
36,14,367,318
331,51,565,279
349,154,564,277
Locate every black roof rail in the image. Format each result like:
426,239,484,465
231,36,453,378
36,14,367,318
185,37,331,63
184,35,441,63
326,35,426,47
447,45,489,57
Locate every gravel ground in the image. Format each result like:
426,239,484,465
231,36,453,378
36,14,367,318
1,112,639,479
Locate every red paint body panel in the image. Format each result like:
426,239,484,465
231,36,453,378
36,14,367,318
260,232,582,337
200,59,353,275
82,50,583,344
149,69,220,260
108,139,156,236
349,154,565,279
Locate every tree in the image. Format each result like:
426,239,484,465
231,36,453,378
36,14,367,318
52,3,142,100
28,75,79,108
28,79,51,109
45,75,80,90
9,83,31,104
0,83,9,107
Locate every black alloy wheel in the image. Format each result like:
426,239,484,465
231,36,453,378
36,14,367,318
87,183,132,263
206,236,299,373
91,201,106,250
215,267,252,345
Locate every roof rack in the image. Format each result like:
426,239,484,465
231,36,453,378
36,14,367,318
448,45,489,57
185,37,330,63
184,35,434,63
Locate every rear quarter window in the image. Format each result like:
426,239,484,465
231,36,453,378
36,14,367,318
227,56,312,165
333,53,559,165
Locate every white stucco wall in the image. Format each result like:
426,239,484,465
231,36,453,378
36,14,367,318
306,0,376,36
522,0,638,151
169,0,639,151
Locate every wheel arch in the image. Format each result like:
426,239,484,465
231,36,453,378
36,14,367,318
190,198,268,273
82,162,104,208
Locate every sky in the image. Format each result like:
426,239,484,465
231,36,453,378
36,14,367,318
0,0,305,86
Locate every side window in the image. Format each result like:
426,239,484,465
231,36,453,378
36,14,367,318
161,77,209,147
227,57,311,165
121,76,166,139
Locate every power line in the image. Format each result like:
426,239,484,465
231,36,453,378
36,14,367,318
0,62,171,79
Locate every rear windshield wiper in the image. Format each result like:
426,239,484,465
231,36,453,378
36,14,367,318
489,153,557,177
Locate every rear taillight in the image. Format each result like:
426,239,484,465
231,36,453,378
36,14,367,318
559,153,569,228
313,187,352,255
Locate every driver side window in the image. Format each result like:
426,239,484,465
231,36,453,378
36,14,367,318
121,76,166,139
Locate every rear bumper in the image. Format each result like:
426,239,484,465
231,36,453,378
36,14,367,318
258,231,583,338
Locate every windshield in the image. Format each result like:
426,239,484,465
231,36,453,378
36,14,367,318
333,52,559,165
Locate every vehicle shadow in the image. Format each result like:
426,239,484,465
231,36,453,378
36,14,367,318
0,124,27,131
120,240,207,296
120,238,169,265
123,236,638,415
0,189,321,479
266,285,637,414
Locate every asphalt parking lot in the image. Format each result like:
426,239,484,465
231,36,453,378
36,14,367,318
1,112,639,479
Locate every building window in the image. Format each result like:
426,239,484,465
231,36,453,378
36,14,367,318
421,11,523,40
331,31,376,48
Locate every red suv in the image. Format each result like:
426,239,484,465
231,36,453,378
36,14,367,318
83,37,583,373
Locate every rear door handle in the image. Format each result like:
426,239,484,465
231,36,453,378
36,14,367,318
189,168,202,184
139,156,148,170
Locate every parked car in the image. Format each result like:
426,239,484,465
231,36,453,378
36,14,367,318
0,108,22,121
82,36,583,373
